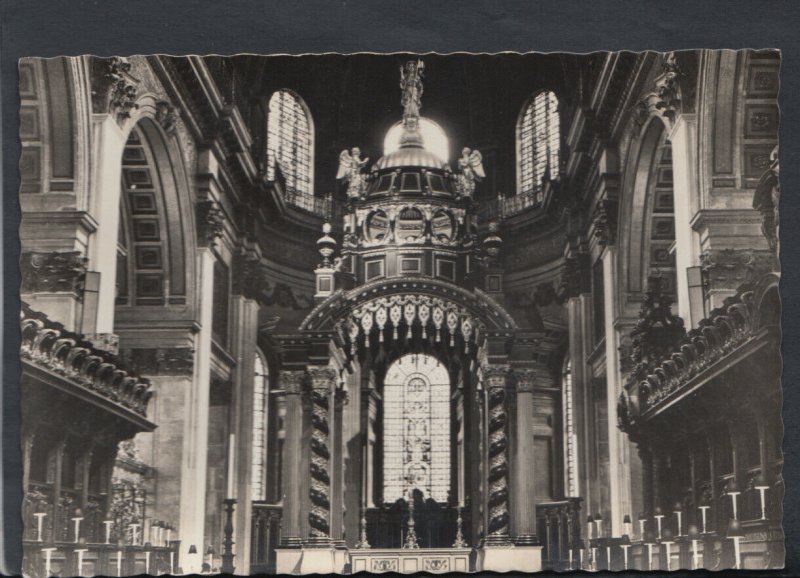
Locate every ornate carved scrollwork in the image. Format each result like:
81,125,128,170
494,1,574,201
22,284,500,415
21,251,87,294
155,100,178,136
700,248,775,294
307,366,336,542
483,364,511,544
231,253,268,302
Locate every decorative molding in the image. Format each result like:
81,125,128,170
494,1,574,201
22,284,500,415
20,251,87,294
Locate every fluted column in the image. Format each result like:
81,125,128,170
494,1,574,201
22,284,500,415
483,364,512,546
278,370,306,547
513,369,539,545
306,366,337,545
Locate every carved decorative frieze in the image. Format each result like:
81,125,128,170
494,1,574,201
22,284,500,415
700,248,775,293
483,364,511,544
196,200,225,246
84,333,120,356
21,251,87,294
591,199,618,247
90,57,140,123
119,347,194,376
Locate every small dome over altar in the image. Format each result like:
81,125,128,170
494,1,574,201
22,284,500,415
381,117,449,166
374,146,449,171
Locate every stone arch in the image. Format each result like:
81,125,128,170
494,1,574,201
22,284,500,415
617,115,677,305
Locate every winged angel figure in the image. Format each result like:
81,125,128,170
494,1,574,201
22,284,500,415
456,147,486,198
337,147,369,199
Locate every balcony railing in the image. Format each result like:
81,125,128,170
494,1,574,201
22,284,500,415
272,164,346,220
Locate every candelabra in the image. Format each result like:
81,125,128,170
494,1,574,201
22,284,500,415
452,507,468,548
403,497,419,549
221,498,237,574
354,508,371,549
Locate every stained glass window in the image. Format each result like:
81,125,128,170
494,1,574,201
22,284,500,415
266,90,313,196
518,91,560,193
251,352,269,501
383,354,451,503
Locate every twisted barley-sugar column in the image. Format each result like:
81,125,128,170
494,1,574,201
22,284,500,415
307,367,337,543
484,364,512,545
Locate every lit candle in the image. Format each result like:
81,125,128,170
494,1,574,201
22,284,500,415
34,512,46,542
75,548,88,575
699,505,710,534
72,517,83,543
42,547,56,577
116,550,122,577
103,520,114,544
226,433,236,498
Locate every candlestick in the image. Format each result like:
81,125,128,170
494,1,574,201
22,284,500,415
34,512,46,542
605,546,611,570
145,551,151,574
638,519,646,540
646,543,653,571
733,536,741,569
621,545,630,570
699,506,710,534
730,492,740,520
129,523,140,546
116,550,123,577
71,517,83,543
42,547,56,577
664,541,674,571
75,548,88,575
578,549,583,569
103,520,113,545
675,510,683,536
590,546,597,571
170,551,175,575
568,548,573,570
654,515,664,540
692,539,699,569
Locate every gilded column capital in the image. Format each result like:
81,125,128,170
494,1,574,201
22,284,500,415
279,369,307,395
513,368,537,393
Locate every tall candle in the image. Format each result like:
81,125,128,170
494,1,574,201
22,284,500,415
605,546,611,570
638,519,646,539
664,542,673,571
654,515,664,540
103,520,113,544
129,523,140,545
34,513,46,542
675,511,683,536
145,551,151,574
692,539,700,569
226,433,236,498
730,492,740,520
699,506,710,533
568,548,573,570
166,528,171,544
116,550,122,577
72,517,83,543
170,551,175,575
646,543,653,571
733,536,742,569
758,487,768,519
622,545,630,570
43,547,56,577
75,548,88,575
591,547,597,571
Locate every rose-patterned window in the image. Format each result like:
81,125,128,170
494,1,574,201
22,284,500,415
267,90,314,196
383,354,451,503
517,91,560,194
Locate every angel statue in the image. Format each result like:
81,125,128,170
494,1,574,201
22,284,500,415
336,147,369,199
455,147,486,198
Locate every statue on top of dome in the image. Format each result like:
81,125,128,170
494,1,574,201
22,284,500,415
455,147,486,198
337,147,370,199
400,59,425,126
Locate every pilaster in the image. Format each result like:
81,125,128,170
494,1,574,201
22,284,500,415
512,368,539,545
277,370,307,548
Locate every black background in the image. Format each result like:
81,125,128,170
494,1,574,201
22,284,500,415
2,1,799,576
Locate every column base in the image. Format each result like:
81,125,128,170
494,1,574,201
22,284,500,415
299,546,336,575
275,547,304,575
478,545,542,573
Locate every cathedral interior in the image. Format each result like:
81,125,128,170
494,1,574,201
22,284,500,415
18,51,782,574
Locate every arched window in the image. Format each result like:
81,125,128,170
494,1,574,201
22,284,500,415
383,354,451,503
251,352,269,501
517,91,560,194
266,90,313,195
562,357,579,497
